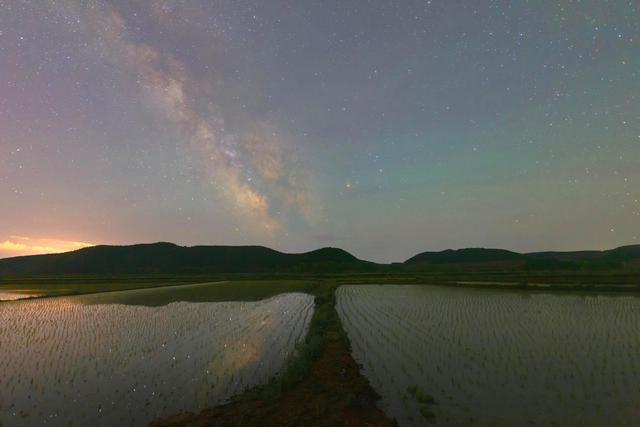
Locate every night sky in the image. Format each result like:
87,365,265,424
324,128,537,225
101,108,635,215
1,1,639,262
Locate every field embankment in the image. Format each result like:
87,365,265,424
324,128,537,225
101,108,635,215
150,282,394,427
3,268,638,304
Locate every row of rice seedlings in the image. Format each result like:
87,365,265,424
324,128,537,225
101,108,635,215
0,293,314,426
337,285,640,427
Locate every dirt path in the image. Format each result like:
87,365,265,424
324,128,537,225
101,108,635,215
150,286,395,427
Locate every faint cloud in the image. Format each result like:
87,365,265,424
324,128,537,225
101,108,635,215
0,236,94,258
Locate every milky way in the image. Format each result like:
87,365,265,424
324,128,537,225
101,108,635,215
1,1,639,261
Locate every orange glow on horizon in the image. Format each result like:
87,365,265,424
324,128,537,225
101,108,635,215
0,236,94,258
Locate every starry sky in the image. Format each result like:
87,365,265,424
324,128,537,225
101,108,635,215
1,1,639,262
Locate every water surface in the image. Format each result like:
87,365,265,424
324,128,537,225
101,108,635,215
0,291,314,426
337,284,640,426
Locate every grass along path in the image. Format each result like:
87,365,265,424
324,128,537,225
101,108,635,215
150,282,394,426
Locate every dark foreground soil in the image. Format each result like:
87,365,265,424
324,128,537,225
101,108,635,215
149,298,395,427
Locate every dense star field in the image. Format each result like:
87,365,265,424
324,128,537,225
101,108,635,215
1,1,639,261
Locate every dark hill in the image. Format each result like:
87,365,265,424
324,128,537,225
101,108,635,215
526,245,640,270
404,245,640,271
405,248,523,265
0,243,374,275
607,245,640,261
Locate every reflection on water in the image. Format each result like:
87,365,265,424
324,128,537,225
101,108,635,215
338,285,640,427
0,293,314,426
0,291,43,301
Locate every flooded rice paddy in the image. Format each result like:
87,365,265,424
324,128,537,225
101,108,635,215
337,285,640,426
0,291,314,426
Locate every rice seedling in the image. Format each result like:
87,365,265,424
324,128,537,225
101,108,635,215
0,293,313,426
336,285,640,426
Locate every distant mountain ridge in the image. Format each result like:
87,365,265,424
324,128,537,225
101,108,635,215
405,248,522,265
0,242,374,275
0,242,639,275
406,245,640,271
